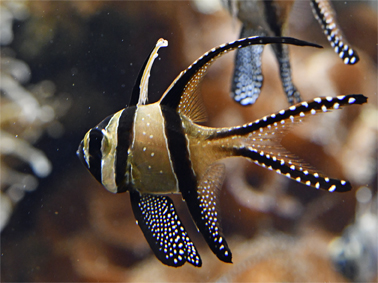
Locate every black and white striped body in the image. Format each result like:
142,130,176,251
130,104,180,194
77,36,367,267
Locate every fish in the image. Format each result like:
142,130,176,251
328,186,378,282
77,36,367,267
222,0,360,106
329,187,377,282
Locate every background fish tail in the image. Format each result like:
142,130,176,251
231,26,265,106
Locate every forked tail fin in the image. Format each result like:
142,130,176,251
211,94,367,192
236,146,351,192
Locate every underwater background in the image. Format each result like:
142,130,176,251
1,1,377,281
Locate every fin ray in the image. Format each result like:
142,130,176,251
179,87,208,123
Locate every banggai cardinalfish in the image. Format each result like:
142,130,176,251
77,36,367,267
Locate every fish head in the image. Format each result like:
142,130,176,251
76,127,105,182
77,114,123,193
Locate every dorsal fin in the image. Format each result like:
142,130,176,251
128,38,168,107
159,36,322,111
178,87,208,123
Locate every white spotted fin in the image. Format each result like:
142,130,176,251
212,94,367,192
183,163,232,263
130,190,202,267
310,0,359,65
77,36,366,268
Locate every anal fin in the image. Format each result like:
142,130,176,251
182,163,232,263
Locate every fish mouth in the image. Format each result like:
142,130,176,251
76,140,86,166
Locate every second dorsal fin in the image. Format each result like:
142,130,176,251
159,36,322,113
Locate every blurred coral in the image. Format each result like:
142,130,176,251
0,2,70,230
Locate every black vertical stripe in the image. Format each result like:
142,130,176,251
115,106,136,192
161,106,197,191
85,115,112,183
88,128,103,183
161,106,232,263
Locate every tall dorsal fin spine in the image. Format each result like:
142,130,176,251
129,38,168,107
138,38,168,106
